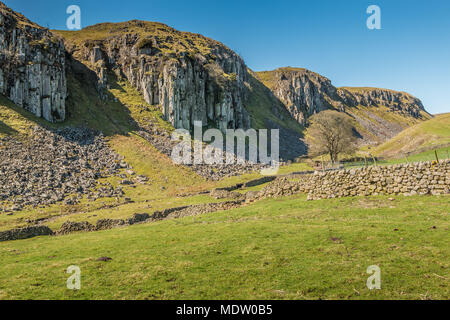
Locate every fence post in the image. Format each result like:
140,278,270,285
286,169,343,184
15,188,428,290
371,154,377,167
434,150,439,163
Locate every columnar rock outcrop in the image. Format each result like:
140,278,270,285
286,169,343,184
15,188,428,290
257,160,450,200
61,21,250,131
0,2,66,122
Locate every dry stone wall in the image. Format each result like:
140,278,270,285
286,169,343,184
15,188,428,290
258,160,450,200
0,200,243,242
0,225,53,242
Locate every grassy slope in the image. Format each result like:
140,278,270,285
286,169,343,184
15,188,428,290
373,113,450,158
0,95,49,138
0,194,448,300
0,67,315,233
341,86,413,94
346,105,425,142
313,114,449,166
256,67,321,90
1,63,444,233
1,18,447,301
341,87,432,143
0,68,216,232
1,77,311,232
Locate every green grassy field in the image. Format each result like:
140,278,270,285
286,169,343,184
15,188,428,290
0,194,448,300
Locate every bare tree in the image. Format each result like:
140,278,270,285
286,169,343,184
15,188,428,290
305,110,357,164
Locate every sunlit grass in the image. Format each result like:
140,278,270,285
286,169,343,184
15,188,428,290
0,194,448,300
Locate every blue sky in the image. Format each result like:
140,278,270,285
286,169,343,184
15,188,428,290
5,0,450,114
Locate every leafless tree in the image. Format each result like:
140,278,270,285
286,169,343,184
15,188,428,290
305,110,358,164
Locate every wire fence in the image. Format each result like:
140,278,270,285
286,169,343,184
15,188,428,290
309,147,450,171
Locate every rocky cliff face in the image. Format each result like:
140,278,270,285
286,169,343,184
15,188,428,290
338,87,426,118
56,21,250,131
258,68,427,124
0,2,66,122
257,68,345,125
0,1,430,156
257,67,429,142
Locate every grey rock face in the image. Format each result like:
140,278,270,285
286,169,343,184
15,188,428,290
63,21,250,131
260,68,344,125
0,3,66,122
132,51,250,132
259,68,427,128
337,87,426,118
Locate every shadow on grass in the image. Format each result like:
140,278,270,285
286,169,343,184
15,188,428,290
0,119,18,136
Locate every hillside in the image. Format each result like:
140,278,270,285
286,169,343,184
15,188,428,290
256,68,431,144
50,21,307,160
54,22,433,155
373,113,450,158
53,20,251,132
256,67,346,125
1,0,432,162
0,2,441,210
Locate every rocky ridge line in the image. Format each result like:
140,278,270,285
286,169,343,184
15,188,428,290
256,68,429,142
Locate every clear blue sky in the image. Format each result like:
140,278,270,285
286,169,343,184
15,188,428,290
5,0,450,114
